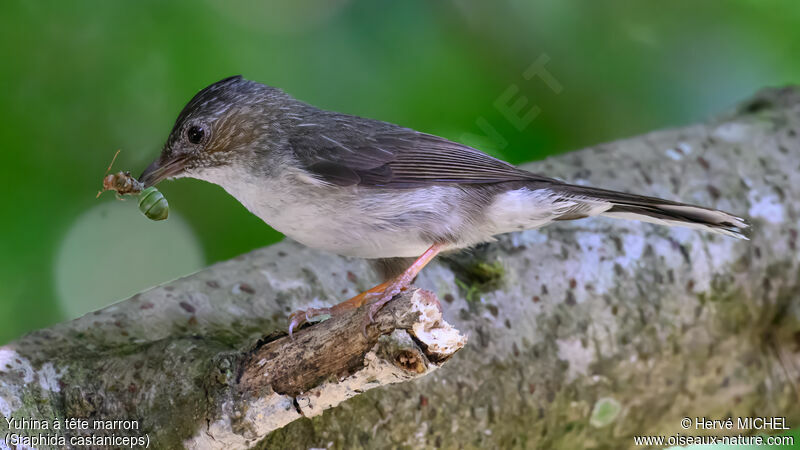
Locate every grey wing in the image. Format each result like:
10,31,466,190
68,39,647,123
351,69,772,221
287,110,750,239
289,112,556,188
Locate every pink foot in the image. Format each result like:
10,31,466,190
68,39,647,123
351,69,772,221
361,277,412,336
288,307,334,338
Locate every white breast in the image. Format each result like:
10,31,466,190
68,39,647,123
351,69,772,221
184,167,602,259
186,165,446,258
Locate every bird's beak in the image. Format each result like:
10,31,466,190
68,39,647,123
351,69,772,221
139,154,188,188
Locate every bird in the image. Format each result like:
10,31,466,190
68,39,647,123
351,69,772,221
139,75,749,336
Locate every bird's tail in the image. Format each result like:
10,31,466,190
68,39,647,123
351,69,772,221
553,184,751,240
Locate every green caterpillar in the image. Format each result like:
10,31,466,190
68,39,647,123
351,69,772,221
137,186,169,221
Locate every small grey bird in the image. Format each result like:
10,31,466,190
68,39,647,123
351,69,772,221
139,76,749,334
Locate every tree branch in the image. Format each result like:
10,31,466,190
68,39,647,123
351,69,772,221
192,289,464,448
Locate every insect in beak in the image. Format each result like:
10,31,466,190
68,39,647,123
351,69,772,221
137,186,169,221
97,149,171,222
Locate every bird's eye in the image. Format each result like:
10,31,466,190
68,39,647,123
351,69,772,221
186,125,205,144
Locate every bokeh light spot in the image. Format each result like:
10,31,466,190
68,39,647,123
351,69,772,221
54,200,204,319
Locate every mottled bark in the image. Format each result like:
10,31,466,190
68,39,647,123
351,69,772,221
0,285,463,450
2,87,799,449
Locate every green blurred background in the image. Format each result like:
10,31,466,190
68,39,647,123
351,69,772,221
1,0,799,345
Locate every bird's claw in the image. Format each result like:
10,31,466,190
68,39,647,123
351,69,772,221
287,307,332,339
287,310,306,340
290,279,411,339
361,284,405,337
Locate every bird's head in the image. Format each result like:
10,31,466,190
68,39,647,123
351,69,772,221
139,75,288,187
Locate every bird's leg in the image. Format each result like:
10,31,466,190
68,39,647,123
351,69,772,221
364,243,443,324
287,243,444,337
